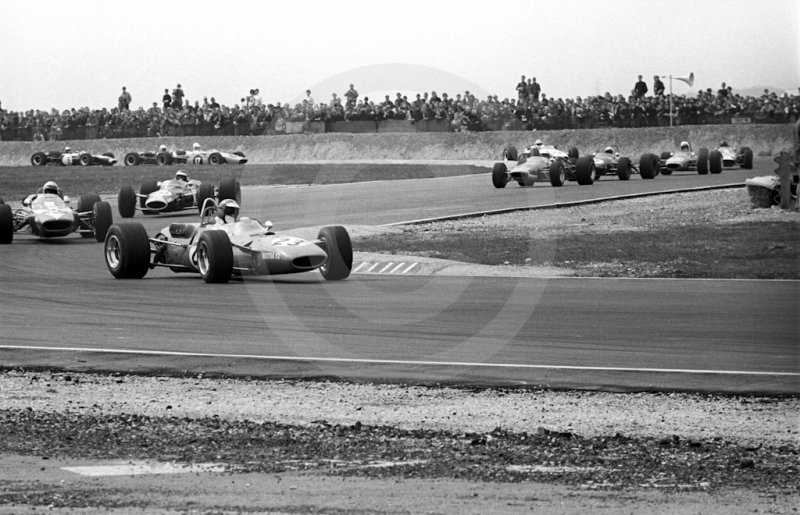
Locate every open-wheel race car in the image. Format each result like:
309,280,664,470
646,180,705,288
117,174,241,218
103,198,353,283
30,148,117,167
0,191,112,244
716,142,753,169
494,142,586,187
127,143,247,166
653,142,723,175
582,146,655,181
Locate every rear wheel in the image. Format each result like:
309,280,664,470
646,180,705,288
697,148,709,174
209,152,224,165
318,226,352,281
156,152,173,165
93,201,113,242
660,151,672,160
617,157,631,180
31,152,48,166
709,150,723,174
104,223,151,279
196,230,233,283
217,177,241,204
568,146,579,159
0,204,13,244
575,156,595,185
549,160,565,187
639,153,656,179
503,146,518,161
492,163,508,188
741,147,753,169
124,153,140,166
77,194,102,213
118,185,137,218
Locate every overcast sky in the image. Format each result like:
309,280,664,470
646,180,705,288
1,0,797,112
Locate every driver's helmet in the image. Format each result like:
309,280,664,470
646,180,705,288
604,146,614,154
43,181,59,195
680,141,690,150
192,142,201,150
63,146,71,153
720,141,729,147
218,199,240,222
159,144,167,152
534,139,543,147
175,170,188,182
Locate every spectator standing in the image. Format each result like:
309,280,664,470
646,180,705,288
653,76,665,96
528,78,541,101
118,87,132,111
173,84,185,106
162,89,171,111
516,75,528,102
305,90,314,105
634,75,648,98
344,84,359,109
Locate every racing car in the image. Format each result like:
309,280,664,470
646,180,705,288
117,174,241,218
139,143,247,166
581,146,656,181
716,142,754,169
0,192,112,244
103,198,352,283
655,142,723,175
30,148,117,167
493,142,585,188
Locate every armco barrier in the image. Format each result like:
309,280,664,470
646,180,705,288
330,121,376,133
377,120,416,133
415,119,452,133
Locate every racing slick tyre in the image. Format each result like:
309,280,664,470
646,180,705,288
503,146,518,161
118,185,136,218
124,153,141,166
217,177,241,204
104,223,151,279
0,204,13,244
697,148,709,175
93,201,113,242
617,157,631,180
318,226,352,281
156,152,173,166
639,153,657,179
660,151,672,161
197,183,215,213
492,163,508,188
741,147,754,169
79,153,94,166
709,150,723,174
549,160,566,187
196,230,233,284
139,178,159,211
77,194,102,214
208,152,224,165
31,152,48,166
575,156,596,185
568,147,580,160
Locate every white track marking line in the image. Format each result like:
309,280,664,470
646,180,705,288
390,263,406,273
378,262,394,273
1,346,796,377
402,263,418,274
352,262,367,273
365,263,380,272
63,462,226,476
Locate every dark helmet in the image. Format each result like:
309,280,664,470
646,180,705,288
720,141,729,147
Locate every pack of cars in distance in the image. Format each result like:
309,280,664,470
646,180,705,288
123,143,247,166
0,185,112,244
104,198,352,284
30,147,117,167
117,172,241,218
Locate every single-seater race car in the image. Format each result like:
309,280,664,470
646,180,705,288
494,142,586,188
716,142,753,169
103,198,353,283
0,192,112,244
117,174,241,218
583,146,655,181
654,141,723,175
143,143,248,166
30,148,117,167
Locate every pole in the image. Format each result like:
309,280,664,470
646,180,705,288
669,75,673,127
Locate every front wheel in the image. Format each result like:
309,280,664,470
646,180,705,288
492,163,508,189
741,147,754,169
575,156,595,185
697,148,709,175
549,160,565,187
0,204,13,244
208,152,224,165
124,153,140,166
93,201,113,242
104,223,151,279
79,153,93,166
118,185,136,218
503,146,518,161
318,226,352,281
709,150,723,174
639,153,657,179
617,157,631,181
196,230,233,283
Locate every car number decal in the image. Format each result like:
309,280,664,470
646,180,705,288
271,237,303,247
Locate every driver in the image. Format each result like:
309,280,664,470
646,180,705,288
159,144,168,152
215,199,240,225
24,181,63,205
192,142,201,151
63,146,72,153
604,146,614,154
720,141,729,147
680,141,690,151
175,170,189,182
534,139,543,148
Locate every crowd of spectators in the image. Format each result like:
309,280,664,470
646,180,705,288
0,79,798,142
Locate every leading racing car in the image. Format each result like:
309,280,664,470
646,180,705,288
117,172,241,218
30,147,117,167
655,141,723,175
103,198,352,283
493,141,583,187
716,142,754,169
0,184,112,244
128,143,248,166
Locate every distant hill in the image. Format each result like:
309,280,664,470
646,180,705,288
732,85,798,97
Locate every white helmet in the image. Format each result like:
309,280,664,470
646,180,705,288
159,144,167,152
43,181,59,195
218,199,240,221
175,170,188,182
604,146,614,154
63,146,71,153
192,142,201,150
534,139,543,146
680,141,690,150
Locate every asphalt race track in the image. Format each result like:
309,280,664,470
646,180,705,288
1,157,797,393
